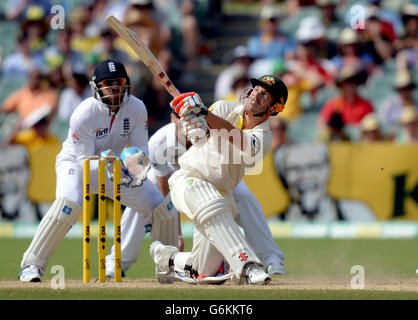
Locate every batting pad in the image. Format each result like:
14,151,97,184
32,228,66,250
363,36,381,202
21,197,82,273
202,211,261,278
182,179,261,278
151,193,179,247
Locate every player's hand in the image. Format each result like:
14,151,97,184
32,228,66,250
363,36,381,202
170,92,207,119
120,147,150,187
182,114,207,143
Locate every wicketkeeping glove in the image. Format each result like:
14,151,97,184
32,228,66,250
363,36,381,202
120,147,151,187
170,92,208,119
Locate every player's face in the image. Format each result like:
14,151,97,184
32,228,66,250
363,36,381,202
98,78,127,106
244,85,274,116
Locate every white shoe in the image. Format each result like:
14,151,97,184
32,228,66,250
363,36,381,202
18,265,42,282
267,263,287,276
241,263,271,285
149,241,179,284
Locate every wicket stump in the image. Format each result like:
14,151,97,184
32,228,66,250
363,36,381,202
83,155,122,283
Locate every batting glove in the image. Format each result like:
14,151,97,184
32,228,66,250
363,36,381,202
120,147,151,187
170,92,208,119
182,114,208,143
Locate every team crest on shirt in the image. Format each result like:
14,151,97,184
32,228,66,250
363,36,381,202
94,127,109,138
120,118,130,137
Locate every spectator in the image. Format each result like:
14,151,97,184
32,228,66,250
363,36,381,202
118,1,173,98
214,46,254,101
359,6,397,67
316,0,345,43
330,28,375,73
274,59,317,122
83,0,111,38
317,111,351,142
0,69,59,146
394,3,418,52
1,32,44,77
69,6,100,55
247,5,295,60
57,73,91,122
379,70,417,138
121,0,171,58
365,0,403,37
5,0,51,21
359,113,385,142
270,117,292,151
177,0,202,70
11,104,60,148
318,64,373,131
44,29,86,77
222,69,251,103
295,16,337,61
140,49,174,132
95,30,132,66
47,64,66,93
396,107,418,144
395,4,418,73
20,4,50,54
293,16,334,88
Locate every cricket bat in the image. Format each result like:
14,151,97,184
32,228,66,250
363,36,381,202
105,14,180,98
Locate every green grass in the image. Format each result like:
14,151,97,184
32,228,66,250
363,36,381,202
1,238,418,300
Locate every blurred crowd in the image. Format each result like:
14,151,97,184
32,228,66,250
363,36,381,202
0,0,417,150
215,0,418,147
0,0,220,147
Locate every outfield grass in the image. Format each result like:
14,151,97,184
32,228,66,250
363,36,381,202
1,238,417,300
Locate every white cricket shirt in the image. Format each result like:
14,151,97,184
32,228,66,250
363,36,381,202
56,96,149,166
178,100,272,194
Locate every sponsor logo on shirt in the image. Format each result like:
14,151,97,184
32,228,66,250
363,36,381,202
72,132,79,143
94,128,109,138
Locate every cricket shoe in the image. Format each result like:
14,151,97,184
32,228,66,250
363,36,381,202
18,265,42,282
149,241,179,284
241,263,271,285
267,263,287,276
154,268,233,285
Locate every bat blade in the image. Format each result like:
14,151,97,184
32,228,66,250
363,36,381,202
105,14,180,98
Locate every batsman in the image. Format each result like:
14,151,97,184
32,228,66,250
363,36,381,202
18,59,178,282
150,75,288,285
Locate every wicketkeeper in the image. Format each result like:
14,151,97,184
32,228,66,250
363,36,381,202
18,59,178,282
